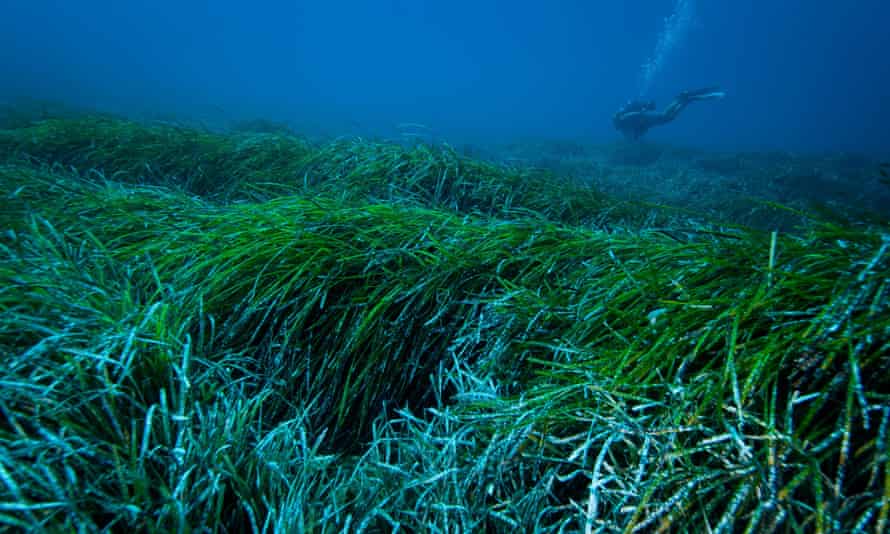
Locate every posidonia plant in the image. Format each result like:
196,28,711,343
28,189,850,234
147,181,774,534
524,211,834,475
1,117,887,532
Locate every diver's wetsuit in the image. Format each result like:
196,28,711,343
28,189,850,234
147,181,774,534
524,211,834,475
613,87,725,140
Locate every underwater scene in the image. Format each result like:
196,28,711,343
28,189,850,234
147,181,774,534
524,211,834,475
1,0,889,531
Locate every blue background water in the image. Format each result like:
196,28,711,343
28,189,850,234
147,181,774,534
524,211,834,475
2,0,888,154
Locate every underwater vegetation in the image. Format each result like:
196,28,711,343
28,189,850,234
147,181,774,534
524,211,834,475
1,116,889,532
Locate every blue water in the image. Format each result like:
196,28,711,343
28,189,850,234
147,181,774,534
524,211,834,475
2,0,889,154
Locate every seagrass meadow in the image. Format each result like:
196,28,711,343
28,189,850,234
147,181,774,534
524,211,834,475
1,115,889,532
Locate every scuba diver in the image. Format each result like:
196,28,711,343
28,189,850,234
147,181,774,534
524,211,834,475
613,87,726,140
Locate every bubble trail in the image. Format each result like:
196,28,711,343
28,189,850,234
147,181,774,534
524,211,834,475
638,0,695,96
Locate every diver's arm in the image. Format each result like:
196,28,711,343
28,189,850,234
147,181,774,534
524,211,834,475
614,111,647,140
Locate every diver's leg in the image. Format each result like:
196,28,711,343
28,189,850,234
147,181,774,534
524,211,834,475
661,98,690,122
661,87,724,122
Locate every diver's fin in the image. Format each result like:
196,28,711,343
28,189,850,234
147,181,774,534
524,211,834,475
685,86,726,100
